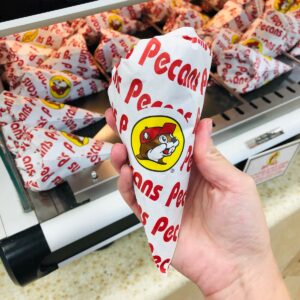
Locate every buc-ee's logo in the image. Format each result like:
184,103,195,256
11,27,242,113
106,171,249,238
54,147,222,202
108,14,123,32
275,0,300,13
49,75,72,99
41,99,65,110
61,132,89,147
131,116,184,172
21,29,39,43
242,38,263,53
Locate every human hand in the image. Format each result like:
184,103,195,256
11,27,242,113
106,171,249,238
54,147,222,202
105,108,290,300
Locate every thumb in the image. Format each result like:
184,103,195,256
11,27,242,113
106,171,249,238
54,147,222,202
193,118,247,190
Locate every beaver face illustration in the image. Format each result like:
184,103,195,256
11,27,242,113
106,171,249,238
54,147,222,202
275,0,294,12
51,79,70,96
136,123,179,165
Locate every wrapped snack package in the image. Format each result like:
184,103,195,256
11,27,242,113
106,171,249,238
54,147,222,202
211,28,240,65
94,29,139,73
11,66,106,103
40,34,100,79
200,0,228,12
0,40,52,66
240,18,288,57
163,7,210,33
264,9,300,49
0,91,104,153
108,27,212,273
265,0,300,14
14,128,112,191
0,22,73,50
85,11,146,37
235,0,264,20
205,1,252,32
217,44,291,93
144,0,171,23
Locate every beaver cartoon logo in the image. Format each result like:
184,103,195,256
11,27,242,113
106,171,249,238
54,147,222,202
262,151,280,170
61,132,89,147
21,29,39,43
132,116,184,172
41,99,65,110
49,75,72,99
274,0,299,13
108,14,123,32
242,38,263,53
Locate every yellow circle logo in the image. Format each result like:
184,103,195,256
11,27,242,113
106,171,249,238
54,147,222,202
41,99,65,110
131,116,184,172
49,75,72,99
108,14,123,32
61,132,89,147
242,38,263,53
22,29,39,43
231,34,240,44
274,0,295,13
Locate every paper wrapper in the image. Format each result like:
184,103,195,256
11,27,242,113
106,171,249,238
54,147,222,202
0,91,104,154
144,0,171,23
108,27,212,273
94,29,139,73
11,66,106,103
40,34,100,79
211,28,240,65
163,7,210,33
240,18,288,57
217,44,291,93
205,1,252,32
265,0,300,14
13,128,112,191
264,9,300,49
0,22,73,50
201,0,228,12
0,40,52,66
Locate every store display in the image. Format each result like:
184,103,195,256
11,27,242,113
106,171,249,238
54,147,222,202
108,27,212,273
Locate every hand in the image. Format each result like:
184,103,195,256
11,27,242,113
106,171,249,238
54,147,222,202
105,108,290,300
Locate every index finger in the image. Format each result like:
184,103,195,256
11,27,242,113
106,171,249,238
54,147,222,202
105,107,118,133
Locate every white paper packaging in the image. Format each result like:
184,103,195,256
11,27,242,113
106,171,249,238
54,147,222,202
108,27,212,273
15,128,112,191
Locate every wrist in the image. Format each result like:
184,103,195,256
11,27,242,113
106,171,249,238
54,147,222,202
204,251,290,300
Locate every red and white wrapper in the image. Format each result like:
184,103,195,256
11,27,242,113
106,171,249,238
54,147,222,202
205,1,252,32
163,7,209,33
290,41,300,56
94,29,139,73
40,34,100,79
144,0,171,23
264,9,300,49
211,28,240,65
240,18,288,57
85,11,146,37
201,0,228,11
108,27,212,273
217,44,291,93
235,0,264,20
0,40,52,66
14,128,112,191
265,0,300,14
0,91,104,154
11,66,106,103
0,22,73,50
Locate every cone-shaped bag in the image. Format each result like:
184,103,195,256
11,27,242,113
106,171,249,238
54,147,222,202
108,27,212,273
15,128,112,191
0,91,104,154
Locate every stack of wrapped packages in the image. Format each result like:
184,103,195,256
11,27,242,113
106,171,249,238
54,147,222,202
0,23,113,191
